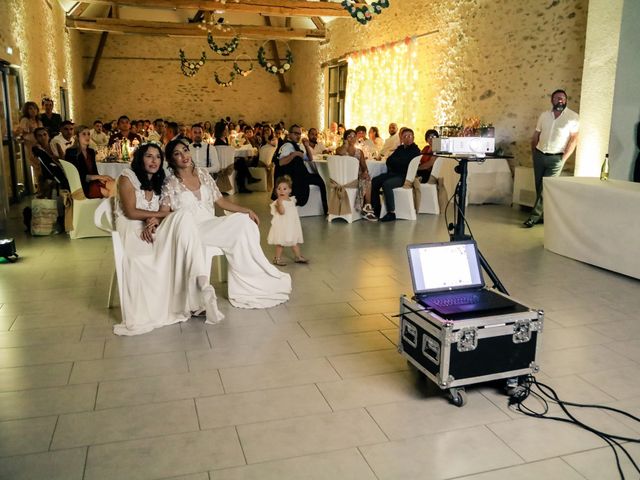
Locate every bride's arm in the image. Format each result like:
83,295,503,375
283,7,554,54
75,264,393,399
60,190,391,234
214,196,260,225
118,176,169,221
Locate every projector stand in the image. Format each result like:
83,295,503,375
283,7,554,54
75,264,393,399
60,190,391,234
447,156,508,295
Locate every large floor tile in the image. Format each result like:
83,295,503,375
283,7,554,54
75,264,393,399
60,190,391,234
538,344,637,378
0,416,57,457
0,363,71,392
160,474,209,480
0,340,104,368
187,341,296,371
299,314,396,337
539,326,613,352
360,425,523,479
103,331,211,358
96,370,224,409
367,391,510,440
348,298,400,315
579,365,640,401
0,326,82,348
288,331,394,359
206,322,308,348
220,358,341,393
211,448,376,480
603,338,640,363
328,349,408,379
196,384,331,429
456,457,584,479
52,399,199,449
0,316,16,331
562,443,640,480
0,448,87,480
69,351,189,383
269,303,361,323
84,428,245,480
0,383,97,421
236,409,387,464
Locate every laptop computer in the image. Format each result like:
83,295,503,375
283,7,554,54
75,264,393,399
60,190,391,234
407,240,516,317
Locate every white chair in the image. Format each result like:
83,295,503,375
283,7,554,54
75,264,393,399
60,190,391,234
418,181,440,215
326,155,360,223
59,159,110,239
297,186,325,217
93,199,227,317
249,144,276,192
380,155,421,221
215,145,236,195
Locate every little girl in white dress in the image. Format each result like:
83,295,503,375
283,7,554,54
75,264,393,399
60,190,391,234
268,175,308,266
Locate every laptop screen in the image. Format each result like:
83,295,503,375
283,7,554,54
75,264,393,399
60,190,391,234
407,240,484,294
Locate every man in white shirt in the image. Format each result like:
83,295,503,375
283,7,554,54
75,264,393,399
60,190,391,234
524,89,579,228
50,120,75,159
307,128,330,156
379,123,400,158
89,120,108,149
189,124,220,176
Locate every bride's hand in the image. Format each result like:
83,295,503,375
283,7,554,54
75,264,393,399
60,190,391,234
140,223,155,243
247,209,260,225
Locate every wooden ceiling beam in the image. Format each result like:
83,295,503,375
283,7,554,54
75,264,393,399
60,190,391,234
73,0,350,18
264,16,290,93
69,2,91,17
66,16,326,40
310,16,325,29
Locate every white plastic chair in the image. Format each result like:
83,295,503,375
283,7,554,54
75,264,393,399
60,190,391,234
59,159,110,239
215,145,236,195
380,155,421,221
249,144,276,192
326,155,360,223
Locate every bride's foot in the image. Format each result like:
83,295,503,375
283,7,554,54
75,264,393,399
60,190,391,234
201,285,225,324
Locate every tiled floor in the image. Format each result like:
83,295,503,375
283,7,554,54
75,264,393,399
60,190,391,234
0,193,638,479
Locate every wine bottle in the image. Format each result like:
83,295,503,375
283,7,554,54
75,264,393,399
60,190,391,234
600,153,609,181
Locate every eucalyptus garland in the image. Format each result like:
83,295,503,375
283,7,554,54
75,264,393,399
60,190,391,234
233,61,253,77
214,70,236,87
179,50,206,77
341,0,390,25
207,33,240,56
257,46,293,75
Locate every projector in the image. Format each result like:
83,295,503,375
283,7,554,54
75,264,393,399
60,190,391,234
432,137,495,155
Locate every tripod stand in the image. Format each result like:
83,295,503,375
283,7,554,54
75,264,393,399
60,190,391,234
447,156,508,295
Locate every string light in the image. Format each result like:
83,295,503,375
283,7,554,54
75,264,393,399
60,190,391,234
345,37,419,130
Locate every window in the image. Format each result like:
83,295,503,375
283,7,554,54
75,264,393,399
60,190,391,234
326,63,347,127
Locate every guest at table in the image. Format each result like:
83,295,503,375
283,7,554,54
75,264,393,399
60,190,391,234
38,97,63,138
147,118,164,143
273,125,328,213
162,139,291,309
66,125,115,198
190,123,220,176
336,129,373,218
90,120,109,149
17,101,43,186
379,122,400,158
214,121,259,193
262,125,278,148
370,128,421,222
307,128,330,155
50,120,75,160
203,120,213,141
417,129,439,183
243,125,260,149
369,126,384,156
32,127,69,197
114,142,221,334
108,115,143,147
338,123,346,137
164,121,181,145
524,89,579,228
213,121,229,146
355,125,376,159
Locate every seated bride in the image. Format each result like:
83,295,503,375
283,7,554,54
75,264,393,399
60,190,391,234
162,139,291,309
113,142,222,335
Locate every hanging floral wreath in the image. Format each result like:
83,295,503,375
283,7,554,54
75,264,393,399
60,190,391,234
257,45,293,75
341,0,390,25
233,54,253,77
179,50,206,77
207,33,240,56
214,70,236,87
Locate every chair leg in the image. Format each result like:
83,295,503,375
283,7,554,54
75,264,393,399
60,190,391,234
107,270,117,308
212,256,227,283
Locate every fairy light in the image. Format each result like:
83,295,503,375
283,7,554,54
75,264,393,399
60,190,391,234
345,37,419,130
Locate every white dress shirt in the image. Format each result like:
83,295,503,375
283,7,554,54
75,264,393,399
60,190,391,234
89,129,109,148
379,132,400,158
309,141,327,156
190,141,220,175
50,133,74,158
535,108,579,154
356,138,377,159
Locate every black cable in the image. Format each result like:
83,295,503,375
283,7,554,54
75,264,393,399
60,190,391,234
508,375,640,480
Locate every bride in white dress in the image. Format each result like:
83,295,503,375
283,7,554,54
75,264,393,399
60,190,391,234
161,139,291,309
114,143,221,335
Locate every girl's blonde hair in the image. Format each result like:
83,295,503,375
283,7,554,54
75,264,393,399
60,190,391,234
275,175,293,189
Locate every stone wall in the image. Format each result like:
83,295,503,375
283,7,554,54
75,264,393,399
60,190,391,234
314,0,588,167
78,34,304,126
0,0,83,121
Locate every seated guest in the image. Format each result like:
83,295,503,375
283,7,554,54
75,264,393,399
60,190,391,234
39,97,63,138
355,125,376,159
178,123,189,140
307,128,331,155
203,120,213,140
370,128,421,222
136,120,146,138
243,125,260,149
213,121,229,146
66,125,115,198
273,124,328,213
164,121,180,145
262,125,278,147
338,123,346,137
89,120,109,149
369,126,384,156
213,121,259,193
108,115,143,147
324,122,340,149
418,129,439,183
379,122,400,158
32,127,69,197
336,129,372,217
147,118,164,143
50,120,75,159
190,123,220,176
18,101,43,184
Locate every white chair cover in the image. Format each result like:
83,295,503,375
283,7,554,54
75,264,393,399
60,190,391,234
327,155,360,223
380,155,421,221
215,145,236,195
297,185,325,217
418,182,440,215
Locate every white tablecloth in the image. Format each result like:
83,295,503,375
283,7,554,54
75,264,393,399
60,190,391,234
431,157,513,204
544,177,640,279
366,160,387,178
97,162,130,178
234,146,257,158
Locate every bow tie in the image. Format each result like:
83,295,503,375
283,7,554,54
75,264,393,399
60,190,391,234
193,143,202,148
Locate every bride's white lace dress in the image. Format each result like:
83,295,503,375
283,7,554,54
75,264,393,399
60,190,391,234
162,168,291,308
113,169,207,335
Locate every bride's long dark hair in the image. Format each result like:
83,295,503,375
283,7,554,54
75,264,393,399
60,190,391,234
130,143,165,195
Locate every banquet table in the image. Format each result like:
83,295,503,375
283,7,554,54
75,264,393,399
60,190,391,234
366,160,387,178
431,156,513,205
234,145,258,158
97,162,130,178
544,177,640,279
